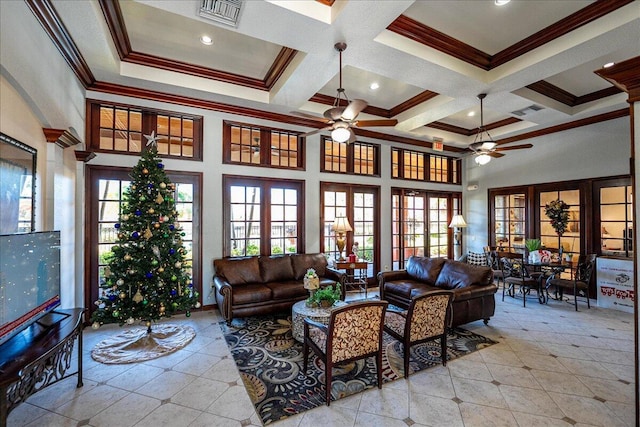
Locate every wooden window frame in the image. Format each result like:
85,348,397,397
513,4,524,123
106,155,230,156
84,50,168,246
320,182,381,282
86,100,203,161
391,147,461,184
222,121,305,170
222,175,305,257
391,188,462,268
320,136,380,176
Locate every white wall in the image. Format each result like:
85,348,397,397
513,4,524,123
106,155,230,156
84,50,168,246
1,0,87,309
462,116,631,253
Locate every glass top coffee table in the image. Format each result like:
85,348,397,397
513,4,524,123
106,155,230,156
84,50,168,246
291,300,346,342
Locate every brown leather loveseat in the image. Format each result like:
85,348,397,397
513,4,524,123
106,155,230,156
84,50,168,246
378,256,497,327
213,253,346,324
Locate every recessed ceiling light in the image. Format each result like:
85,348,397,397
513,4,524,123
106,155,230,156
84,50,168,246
200,35,213,46
467,111,476,117
495,0,510,5
370,82,379,90
603,62,615,68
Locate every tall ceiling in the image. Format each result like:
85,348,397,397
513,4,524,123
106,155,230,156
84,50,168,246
40,0,640,153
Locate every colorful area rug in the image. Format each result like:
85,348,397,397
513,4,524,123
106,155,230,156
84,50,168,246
220,314,496,425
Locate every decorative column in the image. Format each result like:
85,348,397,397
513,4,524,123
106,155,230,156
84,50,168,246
595,56,640,424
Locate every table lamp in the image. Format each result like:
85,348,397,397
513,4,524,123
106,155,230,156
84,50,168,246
449,214,467,259
332,216,352,261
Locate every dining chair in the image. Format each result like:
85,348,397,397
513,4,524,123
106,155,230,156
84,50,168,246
546,254,597,311
383,290,454,378
501,252,544,307
485,248,506,289
302,300,388,406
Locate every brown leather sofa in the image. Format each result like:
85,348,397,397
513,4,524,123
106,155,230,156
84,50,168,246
213,253,346,324
378,256,497,327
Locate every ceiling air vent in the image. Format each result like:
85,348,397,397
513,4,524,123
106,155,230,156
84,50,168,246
511,104,544,117
199,0,243,27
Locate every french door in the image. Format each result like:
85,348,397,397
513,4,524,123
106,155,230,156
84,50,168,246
85,165,201,317
321,182,380,282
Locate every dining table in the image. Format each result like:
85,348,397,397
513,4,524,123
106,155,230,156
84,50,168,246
523,260,573,304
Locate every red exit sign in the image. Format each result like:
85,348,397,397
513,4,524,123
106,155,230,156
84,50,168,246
432,138,444,152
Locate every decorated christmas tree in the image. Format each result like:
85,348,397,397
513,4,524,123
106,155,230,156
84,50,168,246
91,132,199,332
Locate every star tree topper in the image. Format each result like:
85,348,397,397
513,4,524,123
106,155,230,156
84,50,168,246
144,131,159,147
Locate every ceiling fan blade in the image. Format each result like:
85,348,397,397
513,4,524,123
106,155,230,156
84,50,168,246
495,143,533,151
341,99,368,121
489,151,505,158
355,119,398,127
300,126,333,138
290,111,329,122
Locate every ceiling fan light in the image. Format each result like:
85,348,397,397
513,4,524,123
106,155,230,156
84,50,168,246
331,126,351,143
481,141,497,151
475,153,492,165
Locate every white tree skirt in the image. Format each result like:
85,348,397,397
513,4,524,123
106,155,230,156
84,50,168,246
91,324,196,364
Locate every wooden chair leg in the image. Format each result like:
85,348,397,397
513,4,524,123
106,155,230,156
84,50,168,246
303,341,309,372
403,342,410,379
441,333,447,366
376,352,383,389
325,363,331,406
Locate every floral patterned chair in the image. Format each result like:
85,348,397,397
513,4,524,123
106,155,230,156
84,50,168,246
383,290,454,378
302,300,388,406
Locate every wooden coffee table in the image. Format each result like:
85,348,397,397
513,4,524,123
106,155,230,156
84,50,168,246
291,300,346,342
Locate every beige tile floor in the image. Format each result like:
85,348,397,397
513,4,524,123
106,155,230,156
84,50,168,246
7,288,637,427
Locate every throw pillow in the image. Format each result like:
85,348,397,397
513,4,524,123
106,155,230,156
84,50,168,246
467,251,487,266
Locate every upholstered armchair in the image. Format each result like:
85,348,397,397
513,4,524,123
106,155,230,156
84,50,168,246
383,290,454,378
302,300,388,406
547,254,596,311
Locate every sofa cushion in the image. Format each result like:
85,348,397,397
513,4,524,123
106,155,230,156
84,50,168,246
384,279,429,299
467,251,487,266
232,283,272,305
435,261,492,290
291,253,327,279
259,256,294,283
264,281,308,300
406,256,446,285
214,257,262,285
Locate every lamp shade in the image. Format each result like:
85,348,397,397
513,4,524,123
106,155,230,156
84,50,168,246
331,127,351,143
475,153,491,165
449,214,467,228
332,216,352,232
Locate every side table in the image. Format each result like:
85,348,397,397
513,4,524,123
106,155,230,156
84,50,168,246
335,261,369,298
291,300,346,342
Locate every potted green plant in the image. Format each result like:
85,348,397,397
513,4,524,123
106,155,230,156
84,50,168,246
525,238,541,263
524,238,541,252
307,283,342,308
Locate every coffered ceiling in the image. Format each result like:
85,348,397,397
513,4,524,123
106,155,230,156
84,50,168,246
37,0,640,153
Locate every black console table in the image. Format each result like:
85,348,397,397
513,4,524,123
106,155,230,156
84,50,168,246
0,308,84,427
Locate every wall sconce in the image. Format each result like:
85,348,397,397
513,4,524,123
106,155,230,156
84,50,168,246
449,214,467,259
332,216,352,261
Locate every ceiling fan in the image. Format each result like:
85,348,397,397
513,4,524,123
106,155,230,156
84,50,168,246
466,93,532,165
297,42,398,143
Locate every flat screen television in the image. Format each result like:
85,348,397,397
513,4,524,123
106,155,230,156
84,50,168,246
0,231,61,346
